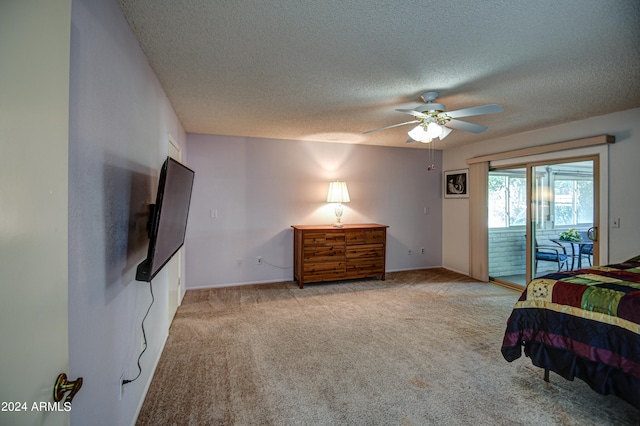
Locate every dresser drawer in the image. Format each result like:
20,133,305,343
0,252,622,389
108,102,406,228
324,232,346,245
345,244,383,259
303,260,345,274
303,246,345,262
346,230,384,245
304,270,348,284
304,232,327,246
365,230,385,244
345,258,384,278
345,230,365,245
304,232,345,247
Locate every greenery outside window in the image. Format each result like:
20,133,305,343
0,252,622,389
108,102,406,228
489,169,526,228
489,162,593,229
554,178,593,227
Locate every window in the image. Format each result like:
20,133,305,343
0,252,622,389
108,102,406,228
488,169,526,228
554,177,593,227
489,163,593,229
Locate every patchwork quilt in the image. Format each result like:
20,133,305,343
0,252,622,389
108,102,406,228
501,260,640,409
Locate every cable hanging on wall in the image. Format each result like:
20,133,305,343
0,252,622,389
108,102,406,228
122,281,155,386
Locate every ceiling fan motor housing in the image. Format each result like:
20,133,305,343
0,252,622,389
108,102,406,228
420,91,440,103
414,104,451,125
415,104,446,114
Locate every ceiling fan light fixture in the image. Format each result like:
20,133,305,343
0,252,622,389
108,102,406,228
438,125,453,140
425,122,442,138
407,125,432,143
407,125,424,141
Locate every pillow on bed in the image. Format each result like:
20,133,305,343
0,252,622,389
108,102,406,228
624,254,640,262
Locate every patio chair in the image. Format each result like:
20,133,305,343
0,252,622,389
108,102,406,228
578,231,594,267
535,238,569,275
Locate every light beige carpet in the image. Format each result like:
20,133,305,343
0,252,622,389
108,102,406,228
136,269,639,425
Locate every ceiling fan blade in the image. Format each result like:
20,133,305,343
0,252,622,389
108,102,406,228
395,108,429,119
364,120,419,134
446,104,504,119
445,119,488,134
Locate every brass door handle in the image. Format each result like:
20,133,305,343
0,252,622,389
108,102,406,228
54,373,83,404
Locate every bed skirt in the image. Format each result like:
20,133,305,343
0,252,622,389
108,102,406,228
520,341,640,409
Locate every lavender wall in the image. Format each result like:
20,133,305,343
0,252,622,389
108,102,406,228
185,135,443,288
68,0,186,424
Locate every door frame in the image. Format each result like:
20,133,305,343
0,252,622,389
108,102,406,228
0,1,72,424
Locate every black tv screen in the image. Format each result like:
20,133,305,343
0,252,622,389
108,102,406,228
136,157,194,282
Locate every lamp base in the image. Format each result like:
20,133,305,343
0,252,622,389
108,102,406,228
332,204,344,228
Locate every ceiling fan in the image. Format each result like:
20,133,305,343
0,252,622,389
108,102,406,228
365,91,504,143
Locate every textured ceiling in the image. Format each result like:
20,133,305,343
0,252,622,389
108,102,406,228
119,0,640,150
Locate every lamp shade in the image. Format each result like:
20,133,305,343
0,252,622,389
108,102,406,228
407,122,450,143
425,122,443,138
408,125,431,143
327,181,350,203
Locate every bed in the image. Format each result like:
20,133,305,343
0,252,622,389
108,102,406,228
501,256,640,409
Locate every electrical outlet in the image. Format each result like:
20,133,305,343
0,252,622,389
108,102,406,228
612,218,620,228
408,249,412,255
420,247,425,254
119,374,124,400
257,256,263,265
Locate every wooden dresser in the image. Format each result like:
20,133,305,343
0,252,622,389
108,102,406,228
291,224,388,288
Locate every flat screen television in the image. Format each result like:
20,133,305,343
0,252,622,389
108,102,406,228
136,157,195,282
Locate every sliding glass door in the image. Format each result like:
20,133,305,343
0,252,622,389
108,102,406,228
529,159,598,281
489,157,598,286
488,167,527,285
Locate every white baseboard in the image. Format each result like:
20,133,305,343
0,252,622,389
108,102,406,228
131,331,169,426
187,267,453,290
187,277,292,290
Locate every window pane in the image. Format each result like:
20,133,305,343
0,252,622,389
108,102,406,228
576,181,593,223
554,180,575,226
554,175,593,226
508,177,527,226
488,175,507,227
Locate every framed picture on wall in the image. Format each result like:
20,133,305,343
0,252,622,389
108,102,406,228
444,169,469,198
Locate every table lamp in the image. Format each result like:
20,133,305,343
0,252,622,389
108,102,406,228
327,181,350,228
